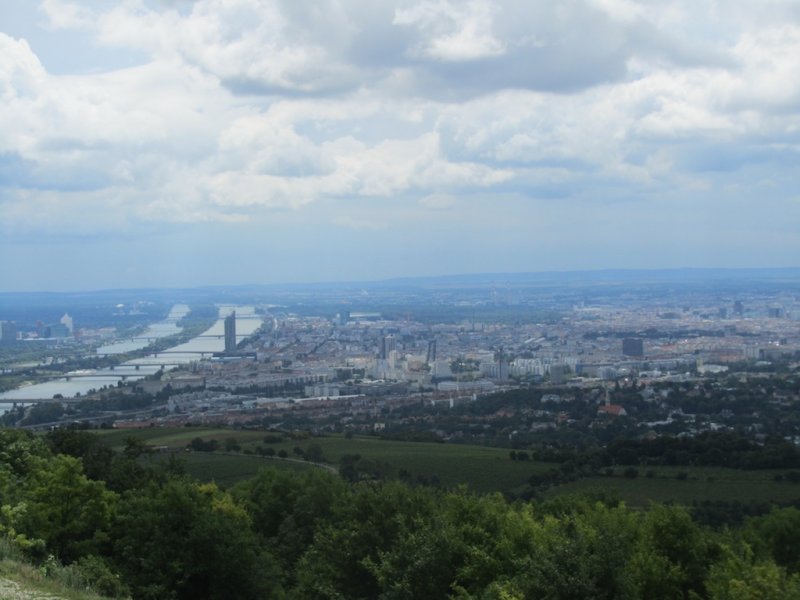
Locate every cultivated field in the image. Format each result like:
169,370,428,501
97,427,800,505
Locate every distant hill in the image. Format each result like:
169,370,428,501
2,266,800,298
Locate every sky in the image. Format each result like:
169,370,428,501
1,0,799,292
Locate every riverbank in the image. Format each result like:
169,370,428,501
0,306,261,407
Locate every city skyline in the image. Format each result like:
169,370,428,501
1,1,799,292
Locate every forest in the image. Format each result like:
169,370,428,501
0,427,799,599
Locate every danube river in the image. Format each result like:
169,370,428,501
0,305,261,410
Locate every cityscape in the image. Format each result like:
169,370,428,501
2,270,799,446
2,0,800,598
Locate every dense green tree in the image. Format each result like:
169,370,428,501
234,468,346,585
706,545,800,600
5,426,800,599
744,507,800,573
114,479,279,600
291,481,437,599
17,454,117,563
45,427,114,481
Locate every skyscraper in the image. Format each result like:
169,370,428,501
380,335,396,360
224,311,237,353
0,321,17,345
60,313,74,335
426,339,437,363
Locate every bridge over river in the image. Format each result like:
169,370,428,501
124,333,253,343
0,305,262,405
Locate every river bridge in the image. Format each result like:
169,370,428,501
3,397,102,405
60,373,141,380
1,312,262,405
124,333,253,342
98,350,215,358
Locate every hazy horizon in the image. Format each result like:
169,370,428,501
2,1,799,292
2,265,800,296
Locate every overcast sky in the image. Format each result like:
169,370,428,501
1,0,799,292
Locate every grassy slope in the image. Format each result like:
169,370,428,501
544,466,800,507
0,560,112,600
96,428,800,504
98,428,546,493
177,453,319,487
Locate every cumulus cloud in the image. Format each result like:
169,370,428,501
40,0,96,30
0,0,798,274
393,0,506,61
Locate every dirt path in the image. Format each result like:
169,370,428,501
0,578,65,600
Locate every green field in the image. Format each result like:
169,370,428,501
544,466,800,507
173,453,319,487
98,427,264,448
98,427,545,493
97,428,800,505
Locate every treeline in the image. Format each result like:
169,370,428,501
605,432,800,469
516,432,800,472
514,432,800,502
2,427,800,599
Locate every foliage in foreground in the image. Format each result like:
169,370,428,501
0,428,800,599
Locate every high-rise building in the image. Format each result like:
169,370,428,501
224,311,237,353
60,313,74,335
0,321,17,345
733,301,744,316
380,335,396,360
426,339,437,363
550,364,567,385
622,338,644,357
49,323,70,338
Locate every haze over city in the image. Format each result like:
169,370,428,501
1,0,799,292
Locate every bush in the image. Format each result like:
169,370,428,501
188,437,219,452
75,555,130,598
786,471,800,483
305,444,324,463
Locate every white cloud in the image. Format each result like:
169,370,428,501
0,0,799,277
394,0,506,61
0,34,46,103
40,0,95,30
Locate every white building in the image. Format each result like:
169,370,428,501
60,313,74,334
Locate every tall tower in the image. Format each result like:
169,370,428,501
60,313,74,335
426,339,437,364
380,335,396,360
224,311,237,353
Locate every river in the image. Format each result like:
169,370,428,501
0,305,261,410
